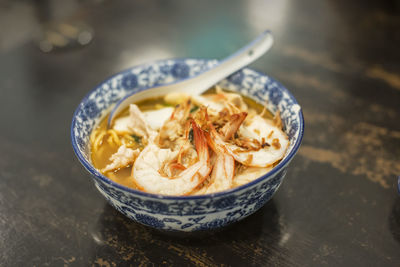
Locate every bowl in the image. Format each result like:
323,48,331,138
71,58,304,231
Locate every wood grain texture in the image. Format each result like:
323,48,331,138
0,0,399,266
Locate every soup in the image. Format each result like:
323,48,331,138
90,87,289,195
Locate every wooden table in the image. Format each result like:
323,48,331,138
1,0,399,266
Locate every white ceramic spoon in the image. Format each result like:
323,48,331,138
108,30,273,127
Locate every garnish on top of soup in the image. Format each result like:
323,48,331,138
90,87,289,195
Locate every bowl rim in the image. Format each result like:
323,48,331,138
71,58,304,200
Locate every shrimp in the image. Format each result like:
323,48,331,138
132,121,211,195
156,99,192,150
192,108,242,194
208,110,289,168
162,121,197,176
219,112,248,141
195,132,235,194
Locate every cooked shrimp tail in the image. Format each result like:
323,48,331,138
220,112,247,141
192,120,208,161
191,120,211,179
201,105,288,168
197,132,235,194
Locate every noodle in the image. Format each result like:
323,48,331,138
93,130,107,152
90,88,282,193
107,129,122,146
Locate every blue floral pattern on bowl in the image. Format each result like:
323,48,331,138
71,58,304,231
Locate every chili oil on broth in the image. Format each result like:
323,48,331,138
89,88,275,191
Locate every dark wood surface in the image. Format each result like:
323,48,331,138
1,0,399,266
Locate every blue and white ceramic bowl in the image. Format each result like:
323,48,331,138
71,58,304,231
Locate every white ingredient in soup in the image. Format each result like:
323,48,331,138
90,87,289,195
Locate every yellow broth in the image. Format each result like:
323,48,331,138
90,89,273,189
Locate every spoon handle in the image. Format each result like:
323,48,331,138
174,30,274,94
107,31,273,127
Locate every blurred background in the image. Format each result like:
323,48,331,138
0,0,399,266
